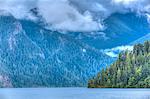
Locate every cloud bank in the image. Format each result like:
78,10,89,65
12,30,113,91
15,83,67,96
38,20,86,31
104,45,133,57
0,0,37,20
37,0,103,32
0,0,149,32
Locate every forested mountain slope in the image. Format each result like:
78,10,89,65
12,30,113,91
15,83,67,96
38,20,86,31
0,14,114,87
88,41,150,88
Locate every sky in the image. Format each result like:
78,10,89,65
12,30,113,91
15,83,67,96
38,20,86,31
0,0,149,32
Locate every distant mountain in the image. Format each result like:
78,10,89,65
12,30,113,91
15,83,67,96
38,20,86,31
0,14,114,87
131,33,150,44
66,13,150,49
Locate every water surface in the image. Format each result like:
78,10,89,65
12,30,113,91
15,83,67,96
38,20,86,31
0,88,150,99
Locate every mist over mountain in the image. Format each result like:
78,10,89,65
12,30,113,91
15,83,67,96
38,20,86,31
67,13,150,49
0,0,150,32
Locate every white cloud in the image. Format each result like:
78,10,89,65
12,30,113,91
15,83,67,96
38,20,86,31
92,3,107,12
105,51,118,57
104,45,133,57
38,0,102,32
0,0,149,32
0,0,36,19
146,14,150,23
112,0,138,5
112,0,150,13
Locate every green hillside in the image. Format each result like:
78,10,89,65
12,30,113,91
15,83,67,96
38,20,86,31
88,41,150,88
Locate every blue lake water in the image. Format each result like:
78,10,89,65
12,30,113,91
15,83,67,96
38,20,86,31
0,88,150,99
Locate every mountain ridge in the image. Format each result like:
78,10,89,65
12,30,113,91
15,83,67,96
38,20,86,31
0,14,114,87
66,13,150,49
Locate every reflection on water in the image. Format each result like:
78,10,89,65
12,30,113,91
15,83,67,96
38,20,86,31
0,88,150,99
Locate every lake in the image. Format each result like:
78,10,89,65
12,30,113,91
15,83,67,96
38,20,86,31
0,88,150,99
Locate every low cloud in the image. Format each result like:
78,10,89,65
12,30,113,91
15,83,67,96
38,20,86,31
104,45,133,57
146,14,150,24
0,0,149,32
38,0,102,32
0,0,36,19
